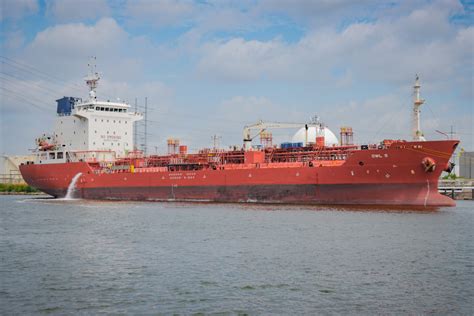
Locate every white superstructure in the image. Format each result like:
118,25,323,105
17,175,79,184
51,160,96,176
34,62,142,164
53,100,142,157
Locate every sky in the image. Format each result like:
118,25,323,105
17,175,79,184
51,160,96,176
0,0,473,155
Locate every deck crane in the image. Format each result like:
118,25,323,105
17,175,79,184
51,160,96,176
243,120,323,150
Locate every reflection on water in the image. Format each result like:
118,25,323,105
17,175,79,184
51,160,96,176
29,196,442,213
1,196,473,314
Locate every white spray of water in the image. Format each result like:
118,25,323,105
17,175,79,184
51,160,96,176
64,173,82,200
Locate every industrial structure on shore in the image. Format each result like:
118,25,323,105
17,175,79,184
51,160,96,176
0,155,34,184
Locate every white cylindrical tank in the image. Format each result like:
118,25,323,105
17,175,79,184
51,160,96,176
292,127,339,146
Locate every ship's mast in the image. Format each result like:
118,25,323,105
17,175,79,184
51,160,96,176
412,74,425,141
85,56,100,101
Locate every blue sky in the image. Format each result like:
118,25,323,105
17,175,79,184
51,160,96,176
1,0,473,155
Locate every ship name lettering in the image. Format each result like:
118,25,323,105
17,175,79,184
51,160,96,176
100,135,122,140
169,172,182,180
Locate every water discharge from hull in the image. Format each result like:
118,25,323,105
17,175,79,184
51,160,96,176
63,173,82,200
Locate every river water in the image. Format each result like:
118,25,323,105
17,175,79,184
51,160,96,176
1,196,473,314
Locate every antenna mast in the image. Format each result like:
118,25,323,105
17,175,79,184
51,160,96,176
212,134,222,150
144,97,148,155
412,75,425,141
85,56,100,101
134,98,138,150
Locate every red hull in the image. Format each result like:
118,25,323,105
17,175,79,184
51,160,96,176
20,140,458,207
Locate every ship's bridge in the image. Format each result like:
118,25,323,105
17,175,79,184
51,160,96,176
75,100,131,113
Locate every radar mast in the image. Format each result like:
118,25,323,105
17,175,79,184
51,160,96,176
85,56,100,101
412,74,425,141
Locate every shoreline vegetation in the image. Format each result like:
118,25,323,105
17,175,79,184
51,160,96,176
0,184,44,195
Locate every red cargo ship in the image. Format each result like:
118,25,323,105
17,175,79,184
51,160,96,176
19,69,458,206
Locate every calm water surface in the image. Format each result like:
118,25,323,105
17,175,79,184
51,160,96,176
1,196,473,314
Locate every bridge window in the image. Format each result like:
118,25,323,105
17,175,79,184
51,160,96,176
49,152,55,159
57,152,63,159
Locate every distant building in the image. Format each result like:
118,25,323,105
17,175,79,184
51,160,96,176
0,155,34,184
459,152,474,179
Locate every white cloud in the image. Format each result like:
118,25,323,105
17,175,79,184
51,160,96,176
196,1,473,88
320,94,412,144
45,0,110,22
198,38,287,81
125,0,195,28
28,18,126,59
20,18,151,83
0,0,38,21
257,0,379,27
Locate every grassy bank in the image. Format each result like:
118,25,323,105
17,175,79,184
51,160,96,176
0,183,39,193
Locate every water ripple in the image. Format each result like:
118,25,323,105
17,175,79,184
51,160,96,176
0,196,473,314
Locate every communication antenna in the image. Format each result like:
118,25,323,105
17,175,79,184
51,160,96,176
412,74,425,141
212,134,222,149
85,56,100,101
134,98,138,150
449,125,455,140
144,97,148,155
310,115,320,124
